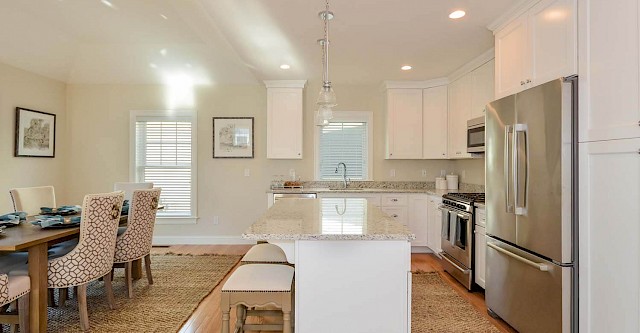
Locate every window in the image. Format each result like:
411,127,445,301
316,111,373,181
130,111,197,222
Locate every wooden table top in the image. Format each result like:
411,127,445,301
0,215,128,252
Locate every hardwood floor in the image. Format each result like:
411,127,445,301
151,245,516,333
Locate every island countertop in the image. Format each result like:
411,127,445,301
242,198,415,241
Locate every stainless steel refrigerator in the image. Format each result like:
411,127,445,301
485,77,577,333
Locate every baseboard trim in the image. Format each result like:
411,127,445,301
152,236,256,245
411,246,435,254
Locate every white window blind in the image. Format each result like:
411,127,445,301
320,198,366,235
134,116,194,218
318,122,369,180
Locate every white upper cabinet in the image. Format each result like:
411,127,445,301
495,15,530,99
471,59,496,119
578,0,640,142
422,85,448,159
448,75,473,159
386,89,423,159
265,81,306,159
494,0,577,99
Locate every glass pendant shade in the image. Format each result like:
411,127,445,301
315,105,334,126
317,85,337,107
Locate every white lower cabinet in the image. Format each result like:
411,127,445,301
381,206,409,226
474,225,486,289
407,195,429,247
579,138,640,333
426,195,443,254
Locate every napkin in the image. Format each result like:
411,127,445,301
40,205,82,215
121,200,130,214
0,211,27,225
32,215,81,228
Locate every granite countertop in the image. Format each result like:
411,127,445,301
242,198,415,241
267,187,484,197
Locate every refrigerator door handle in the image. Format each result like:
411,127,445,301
487,242,549,271
513,124,528,216
504,125,514,213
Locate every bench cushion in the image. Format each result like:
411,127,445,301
241,244,288,264
222,264,293,293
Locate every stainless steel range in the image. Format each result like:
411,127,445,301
439,192,485,290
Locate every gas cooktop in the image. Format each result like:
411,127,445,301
442,192,485,204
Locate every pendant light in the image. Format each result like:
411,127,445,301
315,0,336,126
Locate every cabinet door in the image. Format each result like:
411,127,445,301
422,85,448,159
529,0,577,86
578,0,640,142
474,225,486,288
495,14,529,99
448,75,473,159
427,196,443,254
386,89,423,159
267,88,303,159
579,138,640,333
471,59,495,119
408,195,429,247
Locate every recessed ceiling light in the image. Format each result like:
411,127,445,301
160,14,168,20
280,64,291,70
401,65,412,71
100,0,115,8
185,63,192,68
149,63,158,69
449,10,466,19
160,48,167,56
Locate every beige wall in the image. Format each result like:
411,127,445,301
65,81,457,241
0,63,68,213
451,158,485,185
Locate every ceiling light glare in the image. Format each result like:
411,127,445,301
160,14,168,20
280,64,291,70
100,0,115,8
401,65,412,71
449,10,466,19
160,49,167,56
149,63,158,69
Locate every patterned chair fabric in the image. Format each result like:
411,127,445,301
9,185,56,216
47,191,125,288
0,274,30,307
114,188,161,263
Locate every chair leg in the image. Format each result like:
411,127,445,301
59,287,68,307
104,271,116,310
283,310,292,333
47,289,56,307
235,305,245,333
18,294,29,333
10,324,17,333
221,293,230,333
78,284,90,331
125,261,134,298
144,254,153,285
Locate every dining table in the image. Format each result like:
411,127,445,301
0,214,131,333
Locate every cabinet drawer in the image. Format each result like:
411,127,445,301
381,207,408,225
381,194,408,207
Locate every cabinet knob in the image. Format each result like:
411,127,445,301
456,152,461,154
526,79,531,83
391,214,399,218
298,153,301,156
392,198,398,202
520,81,525,86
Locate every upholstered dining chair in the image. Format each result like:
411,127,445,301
8,185,56,216
113,182,153,203
0,274,30,333
113,188,161,298
47,191,124,331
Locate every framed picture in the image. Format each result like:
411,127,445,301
213,117,254,158
15,107,56,158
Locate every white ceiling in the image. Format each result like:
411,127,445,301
0,0,521,85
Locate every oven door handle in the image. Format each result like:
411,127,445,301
441,253,470,275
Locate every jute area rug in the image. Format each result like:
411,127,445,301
46,254,241,333
412,272,501,333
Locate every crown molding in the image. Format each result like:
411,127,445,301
448,48,495,83
383,77,449,90
487,0,540,33
263,80,307,88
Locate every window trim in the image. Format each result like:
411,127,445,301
314,111,374,181
129,110,198,224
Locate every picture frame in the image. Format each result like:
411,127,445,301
213,117,254,158
15,107,56,158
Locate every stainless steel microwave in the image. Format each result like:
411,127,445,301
467,116,485,153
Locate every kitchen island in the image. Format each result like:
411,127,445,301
243,198,414,333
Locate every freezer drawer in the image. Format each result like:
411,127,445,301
486,238,572,333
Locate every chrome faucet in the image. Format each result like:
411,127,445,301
335,162,351,189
